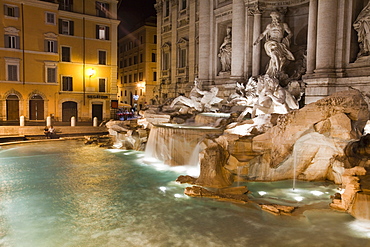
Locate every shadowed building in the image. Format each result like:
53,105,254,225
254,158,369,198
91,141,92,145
118,17,157,108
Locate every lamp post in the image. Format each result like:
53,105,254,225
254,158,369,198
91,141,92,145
84,68,95,108
87,68,95,78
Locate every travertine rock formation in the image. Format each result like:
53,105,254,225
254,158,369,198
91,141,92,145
251,89,369,175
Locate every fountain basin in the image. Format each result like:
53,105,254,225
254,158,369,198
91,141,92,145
0,140,370,246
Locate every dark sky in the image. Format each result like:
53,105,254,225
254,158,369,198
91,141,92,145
118,0,156,37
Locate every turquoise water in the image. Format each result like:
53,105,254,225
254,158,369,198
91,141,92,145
0,140,369,247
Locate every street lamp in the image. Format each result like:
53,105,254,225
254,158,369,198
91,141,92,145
87,68,95,77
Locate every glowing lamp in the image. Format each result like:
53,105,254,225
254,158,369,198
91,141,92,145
87,68,95,77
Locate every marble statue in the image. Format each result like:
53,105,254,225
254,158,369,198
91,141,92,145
230,75,299,121
253,74,299,116
170,79,223,112
218,27,232,72
353,1,370,58
254,11,294,77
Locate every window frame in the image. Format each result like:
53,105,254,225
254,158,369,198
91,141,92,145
61,46,71,62
4,4,19,18
45,40,58,53
59,0,73,11
98,78,106,92
180,0,187,11
98,50,107,65
164,0,170,17
96,25,110,40
178,48,187,68
59,19,74,36
45,62,58,83
45,12,56,25
62,76,73,91
96,1,109,18
5,58,20,82
4,35,20,49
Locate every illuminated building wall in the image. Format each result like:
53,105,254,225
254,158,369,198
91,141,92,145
0,0,119,123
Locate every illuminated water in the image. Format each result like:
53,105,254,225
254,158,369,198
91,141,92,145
0,141,369,247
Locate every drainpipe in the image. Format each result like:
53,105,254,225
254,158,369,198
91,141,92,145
82,0,86,106
21,3,25,85
83,17,86,105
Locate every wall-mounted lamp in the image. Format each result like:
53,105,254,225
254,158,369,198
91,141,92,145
137,81,146,89
87,68,95,77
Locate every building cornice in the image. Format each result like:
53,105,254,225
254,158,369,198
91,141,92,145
245,0,309,8
59,11,120,25
4,0,59,10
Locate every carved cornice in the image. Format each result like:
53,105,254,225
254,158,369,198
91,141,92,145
162,42,171,49
248,2,264,15
4,26,19,35
29,90,47,100
177,37,189,45
44,32,58,40
154,2,162,13
246,0,309,8
3,88,22,100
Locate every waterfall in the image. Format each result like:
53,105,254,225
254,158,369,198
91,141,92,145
237,166,243,187
187,142,201,167
144,124,222,167
293,145,297,190
350,192,370,220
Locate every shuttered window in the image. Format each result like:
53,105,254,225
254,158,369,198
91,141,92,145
4,35,20,49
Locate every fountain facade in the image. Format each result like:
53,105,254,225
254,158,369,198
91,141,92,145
109,1,370,221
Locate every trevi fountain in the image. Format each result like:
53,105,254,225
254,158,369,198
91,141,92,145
106,8,370,225
2,2,370,246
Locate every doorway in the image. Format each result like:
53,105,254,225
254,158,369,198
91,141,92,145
6,95,19,121
29,95,44,120
92,103,103,121
62,101,78,122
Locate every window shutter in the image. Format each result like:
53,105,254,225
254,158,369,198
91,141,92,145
70,21,74,35
14,7,19,17
4,5,8,15
44,40,48,52
105,3,110,17
15,36,20,49
105,26,109,40
4,35,9,48
58,19,62,34
96,25,99,39
54,41,58,53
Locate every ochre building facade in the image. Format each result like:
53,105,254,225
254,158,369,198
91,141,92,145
0,0,119,124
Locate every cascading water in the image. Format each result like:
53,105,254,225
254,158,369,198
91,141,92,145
293,145,297,190
144,123,222,168
350,192,370,220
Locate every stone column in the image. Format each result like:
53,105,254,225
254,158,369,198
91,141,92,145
251,7,262,76
231,0,245,80
306,0,318,74
245,12,254,78
198,0,211,81
171,1,178,97
154,2,163,84
314,0,338,75
188,0,196,83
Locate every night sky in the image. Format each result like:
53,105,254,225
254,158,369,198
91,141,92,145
118,0,157,37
